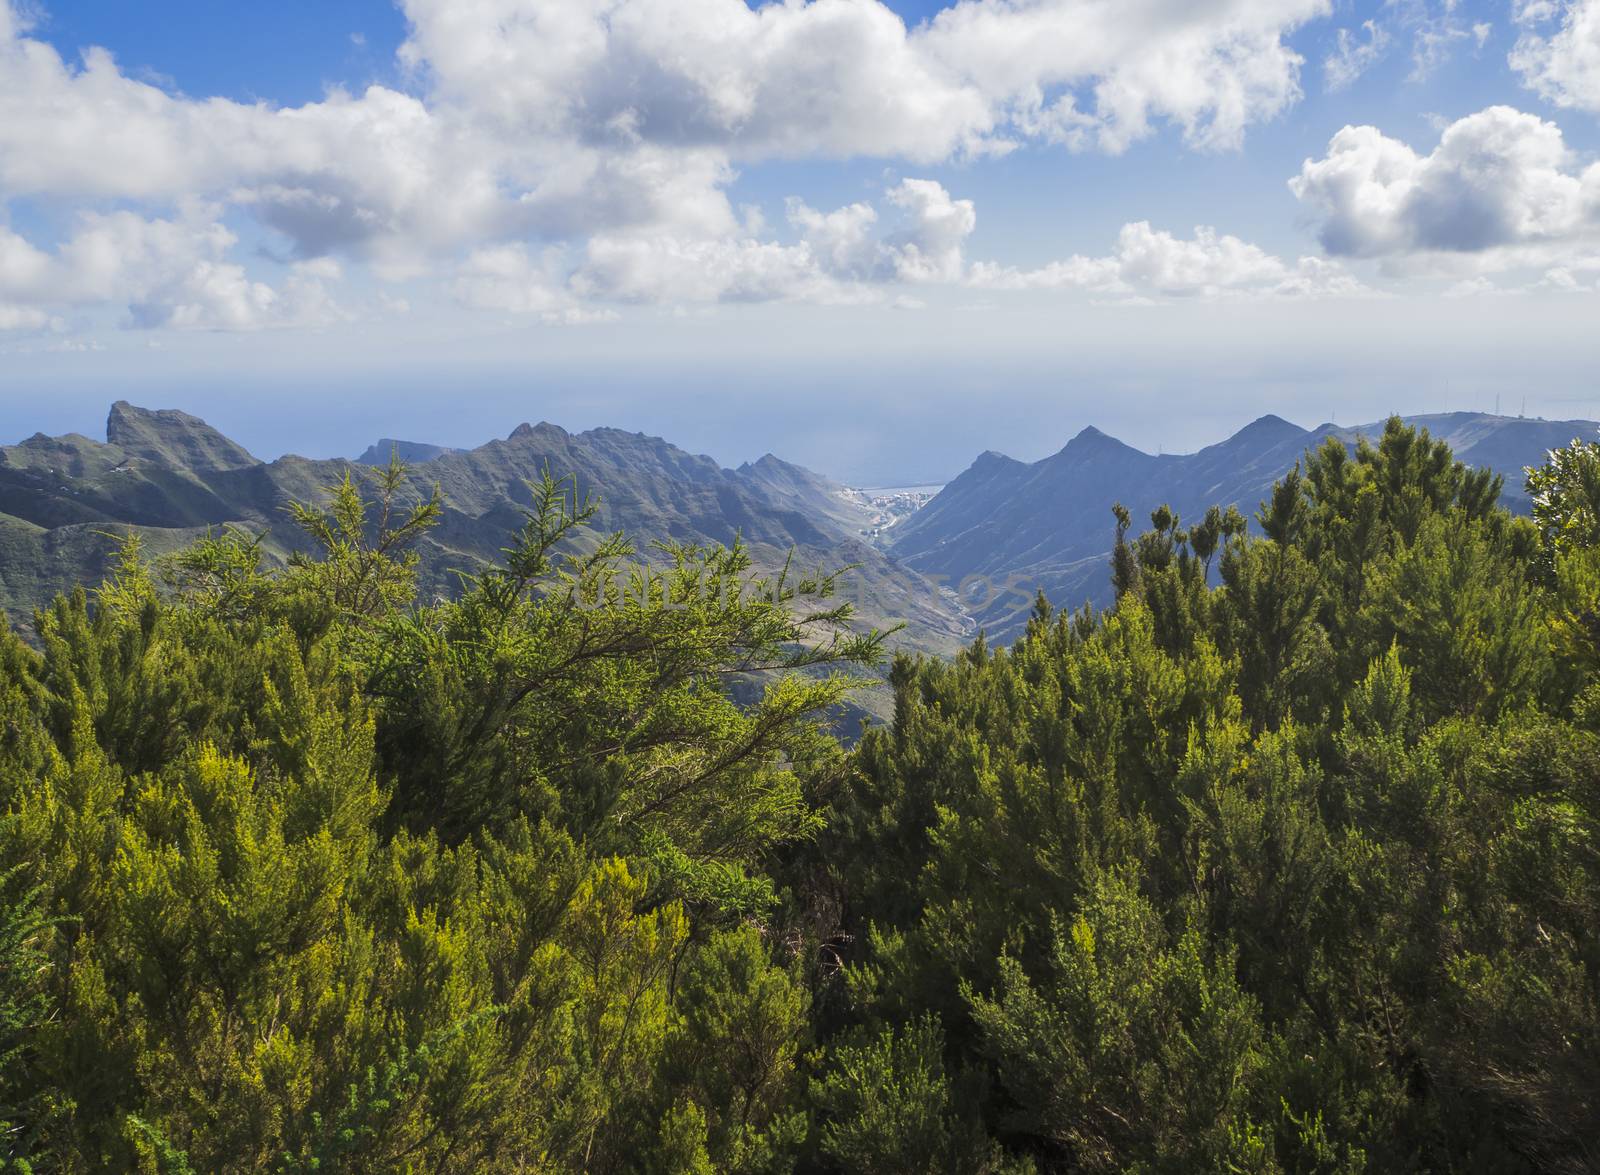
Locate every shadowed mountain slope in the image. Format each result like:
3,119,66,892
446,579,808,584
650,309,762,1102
355,438,458,465
891,412,1593,642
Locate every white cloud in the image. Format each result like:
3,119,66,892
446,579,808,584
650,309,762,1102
0,0,1330,247
968,253,1122,291
1389,0,1488,80
448,241,622,321
572,234,843,304
787,199,881,280
0,212,345,330
1535,264,1600,291
1,1,1328,217
399,0,1330,160
0,0,1417,325
568,178,977,305
1115,222,1285,292
448,242,611,323
1290,106,1600,266
968,221,1371,298
1512,0,1600,111
912,0,1329,152
1325,20,1390,90
783,179,978,285
0,303,53,332
883,179,976,283
1441,263,1600,297
399,0,994,162
1271,254,1376,297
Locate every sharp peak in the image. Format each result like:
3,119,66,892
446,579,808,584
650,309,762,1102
1235,412,1305,435
959,450,1026,481
1057,424,1142,457
1068,424,1130,443
107,399,205,434
104,400,258,470
742,452,803,470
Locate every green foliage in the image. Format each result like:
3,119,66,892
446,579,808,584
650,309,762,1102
0,460,878,1171
0,859,55,1169
810,1016,1001,1174
1528,433,1600,564
3,420,1599,1171
965,872,1272,1172
824,418,1600,1172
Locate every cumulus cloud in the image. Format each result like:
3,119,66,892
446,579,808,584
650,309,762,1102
569,178,977,304
0,0,1344,329
448,242,621,321
779,179,978,287
0,0,1331,215
0,38,515,269
969,221,1371,298
573,235,851,304
911,0,1329,152
786,198,882,280
1512,0,1600,111
450,244,573,315
1290,106,1600,266
883,179,976,283
0,212,345,330
40,0,1567,329
0,5,741,295
399,0,1330,159
570,196,1367,308
399,0,995,162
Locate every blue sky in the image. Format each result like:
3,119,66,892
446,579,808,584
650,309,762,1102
2,0,1599,482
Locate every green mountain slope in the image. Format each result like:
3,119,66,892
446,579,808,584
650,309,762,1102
0,405,969,658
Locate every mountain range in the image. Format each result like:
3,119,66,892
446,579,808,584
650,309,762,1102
0,403,969,657
889,411,1597,641
0,402,1589,655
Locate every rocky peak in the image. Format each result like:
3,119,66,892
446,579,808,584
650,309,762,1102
106,401,259,473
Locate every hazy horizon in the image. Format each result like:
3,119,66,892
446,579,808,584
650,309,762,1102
7,380,1594,489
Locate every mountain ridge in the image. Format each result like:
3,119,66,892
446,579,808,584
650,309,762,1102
0,405,969,660
106,400,260,473
890,410,1593,642
1,403,1590,655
